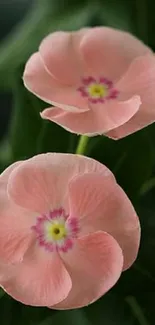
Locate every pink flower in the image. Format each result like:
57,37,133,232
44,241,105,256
0,153,140,308
23,27,155,138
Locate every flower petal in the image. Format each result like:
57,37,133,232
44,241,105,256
39,31,82,85
0,162,34,263
107,55,155,139
0,249,72,306
23,52,89,112
7,153,112,213
52,232,123,309
68,173,140,270
80,27,152,81
41,95,141,135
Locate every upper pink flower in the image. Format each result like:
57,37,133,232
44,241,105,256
23,27,155,138
0,153,140,308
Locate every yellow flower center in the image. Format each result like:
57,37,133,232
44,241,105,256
46,222,67,241
88,83,108,98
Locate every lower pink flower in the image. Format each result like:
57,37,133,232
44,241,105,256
32,208,78,253
0,154,140,308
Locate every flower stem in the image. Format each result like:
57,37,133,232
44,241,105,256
75,135,89,155
125,296,150,325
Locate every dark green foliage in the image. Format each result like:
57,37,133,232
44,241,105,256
0,0,154,324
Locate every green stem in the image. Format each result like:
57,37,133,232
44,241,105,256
75,135,89,155
126,296,150,325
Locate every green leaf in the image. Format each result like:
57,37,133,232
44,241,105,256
112,191,155,298
9,77,79,160
85,293,135,325
134,293,155,325
10,79,43,161
136,195,155,280
0,293,56,325
0,295,14,325
39,310,90,325
37,120,78,154
0,1,97,88
99,0,136,32
88,128,155,199
0,289,5,299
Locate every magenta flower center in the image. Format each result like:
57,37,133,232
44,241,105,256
77,76,119,104
32,208,78,253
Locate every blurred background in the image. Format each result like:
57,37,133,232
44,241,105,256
0,0,155,324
